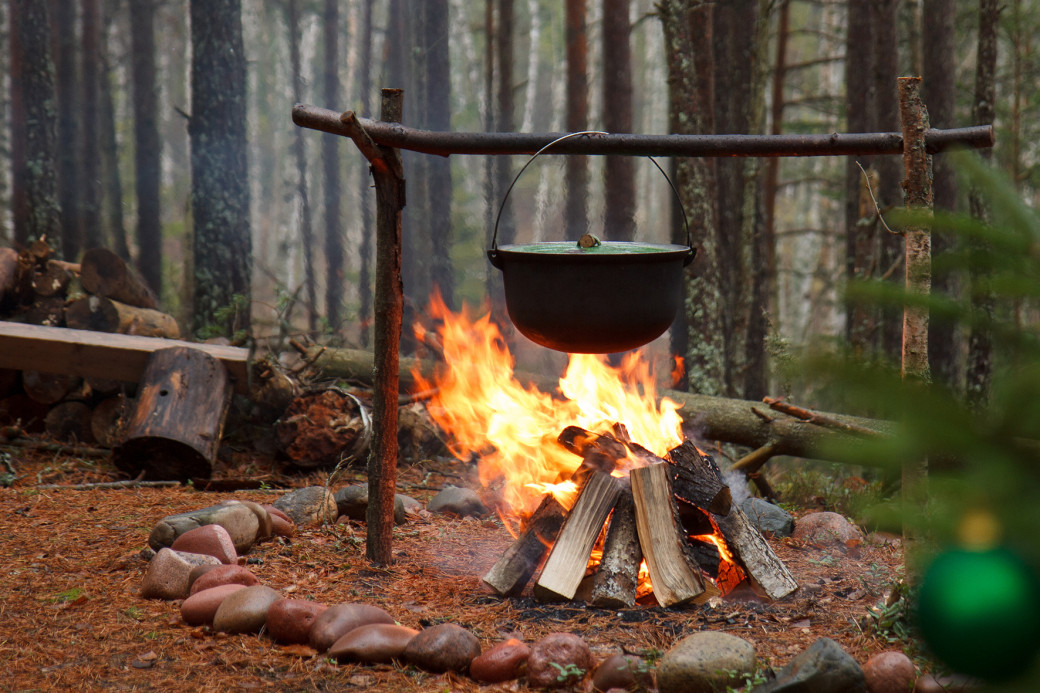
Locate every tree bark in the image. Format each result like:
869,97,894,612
80,0,102,250
189,0,251,340
424,0,454,309
289,0,317,335
98,3,130,261
51,0,79,260
602,0,635,242
80,247,158,309
14,0,62,256
129,0,162,298
923,0,958,389
965,0,998,410
66,295,181,339
322,0,343,334
659,0,724,396
357,0,374,347
564,0,588,240
488,0,515,329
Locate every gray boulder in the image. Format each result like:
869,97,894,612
427,486,487,518
756,637,866,693
657,631,756,693
742,497,795,538
273,486,338,526
148,500,260,554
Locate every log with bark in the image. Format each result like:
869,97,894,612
32,259,75,298
90,394,130,447
79,247,157,309
589,483,643,608
274,388,371,468
66,295,180,338
44,400,94,444
22,370,82,405
22,296,66,327
113,346,233,480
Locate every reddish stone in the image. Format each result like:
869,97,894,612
170,524,237,564
181,584,247,626
309,603,396,652
592,653,652,692
470,638,531,683
864,651,916,693
266,598,329,645
140,548,221,600
212,585,282,634
793,511,864,546
262,504,295,538
527,633,593,689
189,564,259,595
328,623,419,664
402,623,481,673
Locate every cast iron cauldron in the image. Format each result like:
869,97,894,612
487,132,696,354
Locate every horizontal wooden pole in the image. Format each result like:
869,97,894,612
0,322,250,394
292,103,994,159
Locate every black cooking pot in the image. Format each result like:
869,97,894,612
487,132,696,354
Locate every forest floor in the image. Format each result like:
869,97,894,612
0,434,912,692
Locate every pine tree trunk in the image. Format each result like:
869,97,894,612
290,0,317,335
323,0,343,334
425,0,454,309
15,0,62,256
923,0,958,389
659,0,724,396
99,2,130,262
357,0,375,347
965,0,998,410
52,0,80,260
602,0,635,242
189,0,251,339
129,0,162,298
564,0,589,240
81,0,102,250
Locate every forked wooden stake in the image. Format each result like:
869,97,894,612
534,471,622,601
630,463,705,607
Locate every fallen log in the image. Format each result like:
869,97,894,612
79,247,157,309
305,347,894,463
66,295,180,338
23,295,66,327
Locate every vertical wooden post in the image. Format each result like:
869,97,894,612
340,89,406,566
897,76,932,540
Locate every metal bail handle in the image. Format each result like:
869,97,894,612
487,130,696,268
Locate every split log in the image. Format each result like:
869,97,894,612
483,449,613,596
534,471,622,601
44,401,94,444
79,247,157,309
669,440,798,600
630,462,706,607
23,296,66,327
65,295,180,338
666,442,732,516
32,259,74,297
113,346,233,480
590,483,642,608
22,370,82,405
91,395,129,447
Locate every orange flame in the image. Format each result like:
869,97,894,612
691,532,747,595
412,293,684,519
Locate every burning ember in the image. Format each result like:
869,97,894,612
413,294,797,605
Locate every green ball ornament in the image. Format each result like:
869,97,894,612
916,547,1040,681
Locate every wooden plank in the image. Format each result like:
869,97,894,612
0,322,249,394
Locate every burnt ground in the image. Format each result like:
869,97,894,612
0,437,915,692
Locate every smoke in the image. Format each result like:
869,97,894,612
722,469,752,508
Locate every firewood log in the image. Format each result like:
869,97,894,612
22,370,82,405
65,295,180,338
22,296,66,327
79,247,157,309
590,484,642,608
0,394,50,432
90,394,130,447
32,259,74,298
44,400,95,444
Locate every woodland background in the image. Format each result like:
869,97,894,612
4,0,1038,405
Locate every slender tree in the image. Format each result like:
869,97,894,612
289,0,317,334
189,0,251,339
51,0,78,257
602,0,635,241
99,0,129,261
424,0,454,309
130,0,162,296
923,0,958,388
323,0,343,336
659,0,725,396
487,0,514,327
357,0,374,347
564,0,588,240
966,0,999,409
13,0,61,251
9,0,27,246
80,0,101,250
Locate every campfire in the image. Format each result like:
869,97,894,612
413,295,797,607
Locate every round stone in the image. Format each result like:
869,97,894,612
140,548,222,600
470,638,531,683
308,603,396,653
793,511,864,546
863,651,916,693
656,631,756,693
170,524,237,564
526,632,593,689
189,564,259,595
402,622,481,674
266,598,329,645
427,486,488,518
592,653,653,692
273,486,338,526
212,585,282,634
328,623,419,664
181,584,247,626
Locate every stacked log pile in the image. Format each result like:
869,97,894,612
0,242,179,445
